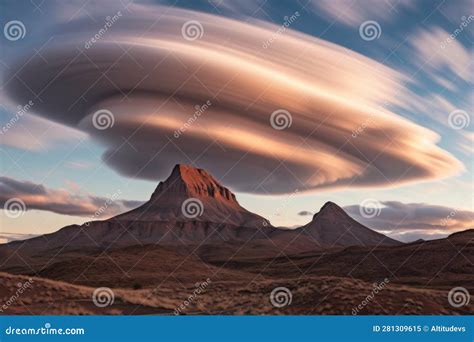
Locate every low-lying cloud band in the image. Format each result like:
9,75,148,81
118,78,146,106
0,177,142,218
345,201,473,238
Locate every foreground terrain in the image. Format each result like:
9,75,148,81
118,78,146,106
0,165,472,315
0,271,471,315
1,229,472,315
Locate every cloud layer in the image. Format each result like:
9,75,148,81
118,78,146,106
310,0,415,27
0,233,39,244
345,201,474,234
1,4,463,194
0,176,142,218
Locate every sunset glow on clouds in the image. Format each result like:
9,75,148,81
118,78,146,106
1,5,464,193
344,201,474,242
0,0,472,240
0,176,142,217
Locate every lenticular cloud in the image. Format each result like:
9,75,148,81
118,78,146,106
1,4,462,194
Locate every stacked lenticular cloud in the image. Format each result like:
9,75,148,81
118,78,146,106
1,4,462,194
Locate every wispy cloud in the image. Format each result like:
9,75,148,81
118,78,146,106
297,210,313,216
64,160,96,170
0,113,86,152
310,0,416,27
410,26,473,83
0,176,143,217
456,131,474,155
344,201,474,235
0,232,39,244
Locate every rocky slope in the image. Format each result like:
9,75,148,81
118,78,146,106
0,164,399,271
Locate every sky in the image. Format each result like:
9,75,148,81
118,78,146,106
0,0,473,243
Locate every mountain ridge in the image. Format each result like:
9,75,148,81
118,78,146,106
0,164,400,270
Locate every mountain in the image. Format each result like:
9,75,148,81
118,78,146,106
1,228,471,315
116,164,268,227
0,164,398,271
2,165,473,315
300,201,400,247
0,165,268,268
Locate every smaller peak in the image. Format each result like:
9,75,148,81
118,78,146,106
319,201,345,213
313,201,346,219
321,201,339,209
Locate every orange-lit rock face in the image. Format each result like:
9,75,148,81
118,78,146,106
118,164,268,227
151,164,238,204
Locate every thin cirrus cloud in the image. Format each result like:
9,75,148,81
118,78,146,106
1,4,464,195
0,114,86,152
456,131,474,155
395,26,472,132
310,0,416,27
409,27,473,83
344,201,474,233
0,232,39,244
0,176,143,218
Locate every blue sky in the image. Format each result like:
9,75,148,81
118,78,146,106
0,0,472,242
